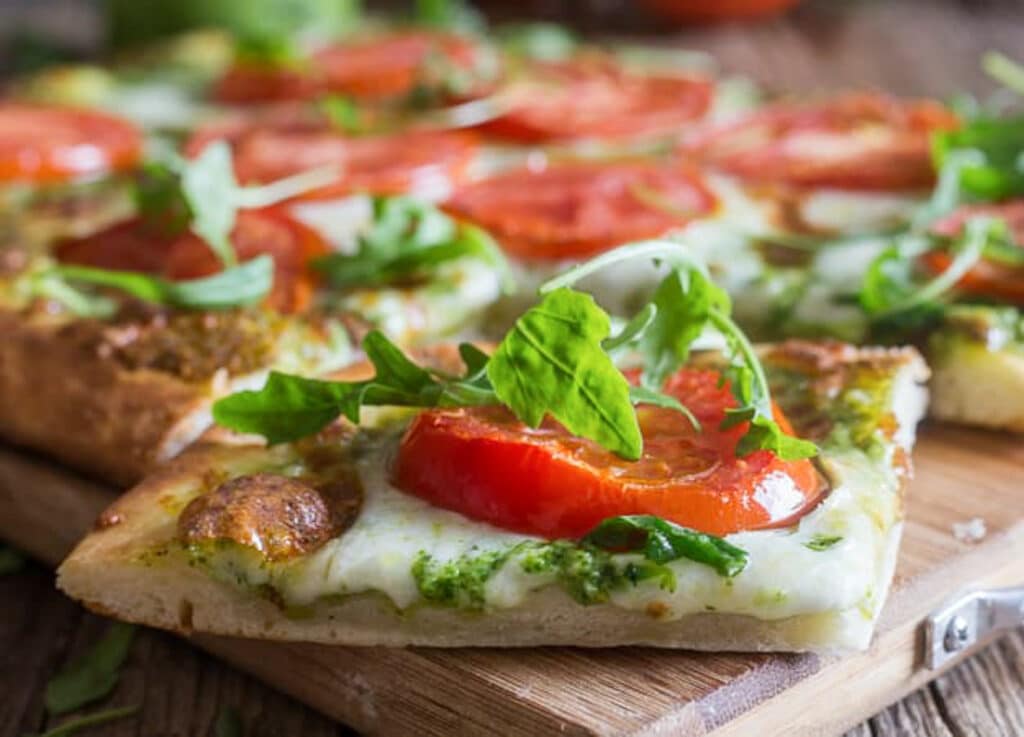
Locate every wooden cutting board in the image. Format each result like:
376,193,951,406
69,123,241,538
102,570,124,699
1,423,1022,737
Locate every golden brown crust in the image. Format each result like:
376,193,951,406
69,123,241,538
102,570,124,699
0,309,208,486
178,471,362,561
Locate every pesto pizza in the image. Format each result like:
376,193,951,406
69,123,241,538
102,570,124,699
58,246,927,652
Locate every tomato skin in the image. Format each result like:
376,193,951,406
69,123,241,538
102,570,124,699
922,200,1024,305
0,104,142,184
393,369,823,538
212,31,492,105
681,93,958,191
54,209,328,314
480,58,712,143
186,110,479,200
641,0,802,23
444,162,716,261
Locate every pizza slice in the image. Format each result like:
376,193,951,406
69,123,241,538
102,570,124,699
58,246,928,652
0,145,507,484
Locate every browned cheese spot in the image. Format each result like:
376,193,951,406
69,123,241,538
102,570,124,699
177,471,363,561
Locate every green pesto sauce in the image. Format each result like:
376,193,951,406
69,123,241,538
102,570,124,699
765,362,895,456
412,541,675,612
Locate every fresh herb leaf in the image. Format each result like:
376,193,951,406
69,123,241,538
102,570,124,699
172,141,339,267
983,51,1024,98
583,515,748,578
487,288,643,460
53,255,274,311
933,116,1024,201
312,197,510,291
45,623,136,715
25,704,139,737
414,0,484,32
860,217,995,319
134,163,192,235
234,33,302,68
628,385,700,430
319,95,365,134
0,545,26,575
709,308,818,460
804,534,843,551
496,23,578,61
214,706,244,737
213,331,497,442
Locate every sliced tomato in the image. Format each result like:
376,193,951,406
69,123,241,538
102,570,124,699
213,31,493,105
681,93,958,191
0,104,142,184
444,162,716,261
55,210,329,314
481,58,712,143
188,119,479,200
922,200,1024,304
394,369,823,538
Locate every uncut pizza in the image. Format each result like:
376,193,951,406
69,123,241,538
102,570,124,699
1,7,1022,654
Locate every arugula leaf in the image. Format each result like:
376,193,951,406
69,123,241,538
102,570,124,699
628,386,700,430
983,51,1024,98
414,0,484,32
0,544,26,575
496,23,578,61
214,707,244,737
45,623,136,715
172,141,339,268
53,255,274,312
319,95,365,135
709,309,818,460
487,288,643,460
234,33,302,68
16,268,117,319
25,704,139,737
804,534,843,552
933,116,1024,201
583,515,749,577
312,197,510,291
213,331,497,443
860,217,995,319
134,162,192,236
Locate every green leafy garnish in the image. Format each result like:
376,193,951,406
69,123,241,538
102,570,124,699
804,534,843,552
496,23,578,61
319,94,365,134
173,142,338,268
983,51,1024,98
860,217,997,320
52,256,274,312
134,162,192,235
45,623,136,715
25,705,139,737
0,544,26,575
933,116,1024,201
216,239,815,461
413,0,483,32
583,515,749,578
213,330,496,443
234,32,302,68
487,288,643,460
312,196,510,291
214,707,244,737
544,241,817,460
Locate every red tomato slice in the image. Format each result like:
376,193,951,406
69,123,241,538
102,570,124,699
189,119,479,200
55,210,328,314
922,200,1024,304
213,31,493,105
481,58,712,143
0,104,142,184
444,162,717,261
681,93,958,191
393,369,823,538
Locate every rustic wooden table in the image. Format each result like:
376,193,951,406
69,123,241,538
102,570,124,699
2,0,1024,735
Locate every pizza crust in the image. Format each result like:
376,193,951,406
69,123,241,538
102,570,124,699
57,343,927,652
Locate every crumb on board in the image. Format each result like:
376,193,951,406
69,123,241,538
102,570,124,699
952,518,987,544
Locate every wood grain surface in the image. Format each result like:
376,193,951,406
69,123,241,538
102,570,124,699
2,0,1024,735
